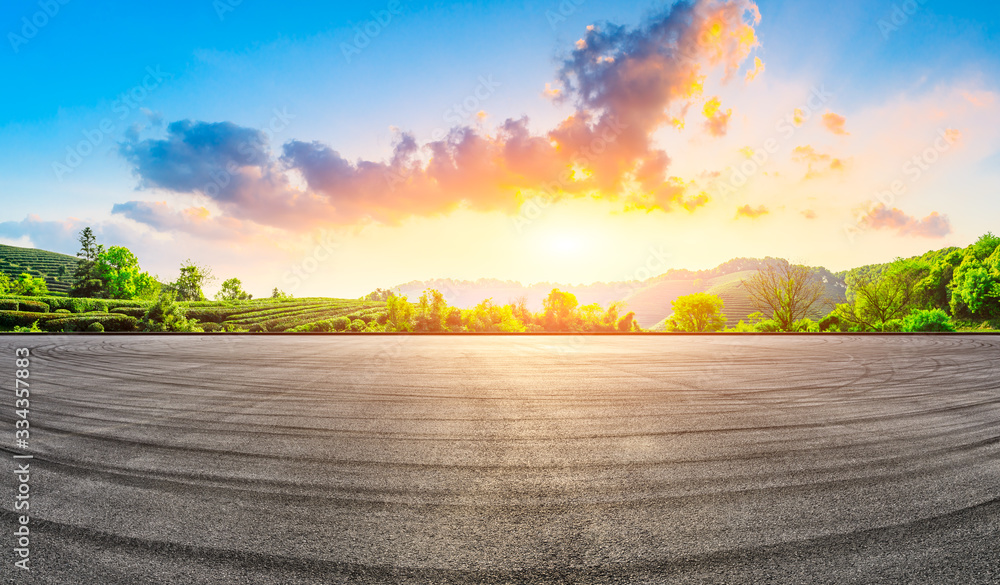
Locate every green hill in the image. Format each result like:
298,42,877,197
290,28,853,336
0,244,79,295
630,266,847,329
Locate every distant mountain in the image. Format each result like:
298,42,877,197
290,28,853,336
392,257,849,328
0,243,79,295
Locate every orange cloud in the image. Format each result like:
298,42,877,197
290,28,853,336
703,97,732,136
745,56,765,82
863,204,951,238
119,0,763,232
735,204,768,219
822,111,849,135
792,108,805,126
792,145,849,179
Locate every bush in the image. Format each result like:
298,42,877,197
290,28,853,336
87,322,105,332
902,309,956,332
881,319,904,332
0,299,49,313
140,293,202,332
41,315,138,332
110,307,147,318
12,321,43,333
350,318,366,332
818,313,842,332
55,308,71,314
0,311,60,329
332,316,351,332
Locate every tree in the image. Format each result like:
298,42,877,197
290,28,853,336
169,259,214,301
616,311,637,332
140,292,202,332
949,236,1000,318
71,227,107,298
741,259,826,331
365,288,394,302
12,273,49,296
385,294,414,331
414,289,449,331
670,292,726,332
216,277,252,301
835,260,926,331
95,246,159,300
270,287,292,300
542,289,579,331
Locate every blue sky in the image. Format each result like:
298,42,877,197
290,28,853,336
2,0,999,296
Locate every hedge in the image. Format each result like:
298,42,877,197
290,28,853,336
41,314,138,332
0,311,61,329
110,307,148,318
0,299,50,313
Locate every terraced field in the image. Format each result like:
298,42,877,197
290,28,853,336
0,243,79,295
0,295,387,332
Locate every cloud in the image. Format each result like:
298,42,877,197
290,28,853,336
0,216,85,254
745,56,765,82
863,204,952,238
118,0,762,231
792,145,849,179
822,111,849,135
735,204,768,219
111,201,253,240
702,96,732,136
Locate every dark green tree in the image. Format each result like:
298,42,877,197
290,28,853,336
70,227,108,298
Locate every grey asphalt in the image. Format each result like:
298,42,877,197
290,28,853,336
2,334,999,584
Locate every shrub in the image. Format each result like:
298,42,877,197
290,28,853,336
87,322,105,332
332,316,351,332
55,308,71,314
902,309,956,332
818,313,842,332
41,315,137,332
0,299,50,313
0,311,60,329
12,321,43,333
350,318,366,332
110,307,147,318
881,319,904,332
140,293,202,332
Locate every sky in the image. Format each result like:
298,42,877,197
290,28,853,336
2,0,1000,298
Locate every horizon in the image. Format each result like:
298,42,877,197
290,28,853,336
3,0,1000,298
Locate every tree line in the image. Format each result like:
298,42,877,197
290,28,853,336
661,232,1000,332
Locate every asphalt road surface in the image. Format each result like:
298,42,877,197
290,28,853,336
2,334,999,584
